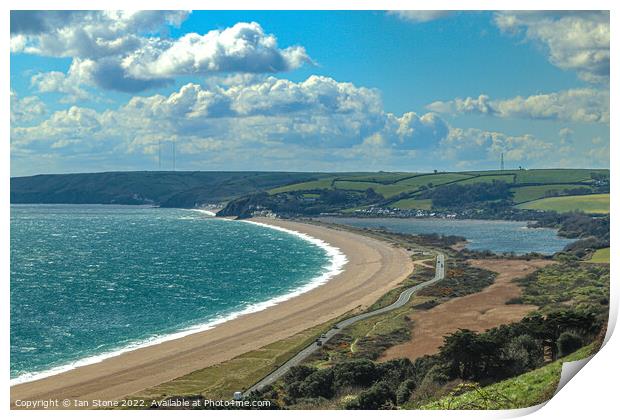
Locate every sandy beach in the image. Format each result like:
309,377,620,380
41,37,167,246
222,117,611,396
11,218,413,408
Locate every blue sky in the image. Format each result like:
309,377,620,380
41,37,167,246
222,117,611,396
10,10,610,176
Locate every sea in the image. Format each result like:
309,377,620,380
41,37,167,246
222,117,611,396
10,204,345,384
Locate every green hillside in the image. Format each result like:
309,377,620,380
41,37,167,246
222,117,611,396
419,344,596,410
263,169,609,212
517,193,609,214
587,248,610,263
11,169,609,214
10,171,331,207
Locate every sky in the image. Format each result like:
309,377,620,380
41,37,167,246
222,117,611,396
9,10,610,176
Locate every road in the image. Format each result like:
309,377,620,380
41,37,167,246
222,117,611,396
243,252,446,396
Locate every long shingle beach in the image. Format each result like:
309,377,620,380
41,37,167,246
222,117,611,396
11,218,413,408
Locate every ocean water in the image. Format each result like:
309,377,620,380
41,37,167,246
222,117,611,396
10,205,343,383
317,217,574,255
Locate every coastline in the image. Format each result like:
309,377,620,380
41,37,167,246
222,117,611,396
11,217,414,408
10,213,347,387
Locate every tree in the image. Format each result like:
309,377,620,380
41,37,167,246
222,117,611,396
377,358,415,388
299,369,334,399
396,379,417,405
500,334,544,377
346,382,396,410
557,332,583,357
333,359,378,389
283,365,317,384
439,329,497,381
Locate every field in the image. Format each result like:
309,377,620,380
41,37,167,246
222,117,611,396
12,169,609,213
390,198,433,210
261,169,608,212
268,178,335,194
517,193,609,214
510,184,592,204
587,248,610,264
419,344,596,410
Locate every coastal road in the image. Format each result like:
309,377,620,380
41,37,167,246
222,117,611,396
244,252,446,396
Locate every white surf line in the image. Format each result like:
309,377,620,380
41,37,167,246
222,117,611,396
11,215,347,386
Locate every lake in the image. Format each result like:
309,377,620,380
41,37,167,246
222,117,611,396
316,217,575,255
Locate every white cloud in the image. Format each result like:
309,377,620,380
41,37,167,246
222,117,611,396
122,22,310,80
494,11,609,83
30,59,97,102
11,75,448,156
427,88,609,123
11,12,312,94
441,128,555,166
388,11,453,23
10,91,47,123
10,11,189,58
12,75,609,171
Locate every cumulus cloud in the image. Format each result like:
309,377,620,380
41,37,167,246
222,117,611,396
388,11,453,23
122,22,311,80
30,58,97,101
10,11,88,35
427,88,609,123
11,11,188,58
11,75,448,157
12,74,609,171
494,11,609,83
11,11,311,94
10,91,47,123
441,128,555,166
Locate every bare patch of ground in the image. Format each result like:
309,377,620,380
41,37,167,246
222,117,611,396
380,258,553,362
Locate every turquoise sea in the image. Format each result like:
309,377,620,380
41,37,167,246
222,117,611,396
10,205,341,383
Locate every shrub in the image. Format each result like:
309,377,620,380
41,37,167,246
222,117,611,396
557,332,583,357
333,359,378,389
299,369,335,399
346,382,396,410
500,334,544,376
284,365,317,384
396,379,417,405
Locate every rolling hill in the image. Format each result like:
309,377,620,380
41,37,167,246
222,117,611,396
11,169,609,214
10,171,333,207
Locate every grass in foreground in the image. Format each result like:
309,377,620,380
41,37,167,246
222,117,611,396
418,343,596,410
517,193,609,214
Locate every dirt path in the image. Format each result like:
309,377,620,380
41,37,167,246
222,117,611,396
380,258,553,361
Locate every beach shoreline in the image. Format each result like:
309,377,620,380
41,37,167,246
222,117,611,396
10,214,348,387
11,217,414,408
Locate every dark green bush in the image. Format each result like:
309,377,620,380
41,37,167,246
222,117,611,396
346,382,396,410
557,332,584,357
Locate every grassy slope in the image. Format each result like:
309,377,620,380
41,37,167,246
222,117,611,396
261,169,608,210
390,198,433,210
268,178,335,194
517,193,609,214
419,344,596,410
510,184,592,204
129,316,346,402
11,169,608,209
587,248,610,264
10,171,330,206
513,169,603,183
